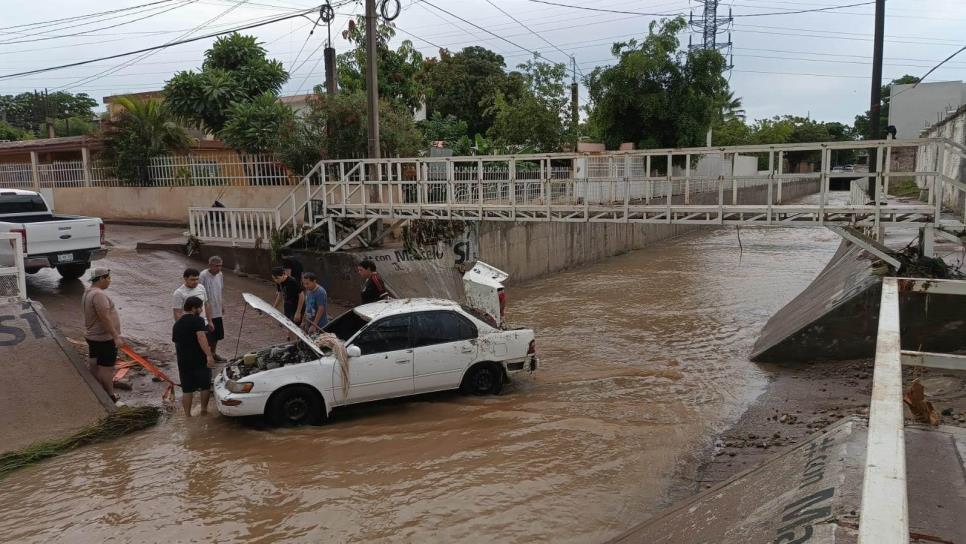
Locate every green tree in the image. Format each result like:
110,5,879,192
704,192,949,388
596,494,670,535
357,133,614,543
0,120,31,141
336,16,425,113
0,91,97,136
586,17,728,149
101,97,191,185
487,92,562,152
422,46,524,137
221,93,295,153
273,91,422,165
853,74,919,138
418,112,471,154
164,33,288,139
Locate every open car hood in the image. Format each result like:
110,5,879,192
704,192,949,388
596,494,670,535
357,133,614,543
242,292,324,357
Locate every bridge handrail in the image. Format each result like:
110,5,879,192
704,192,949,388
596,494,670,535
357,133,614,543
0,233,27,304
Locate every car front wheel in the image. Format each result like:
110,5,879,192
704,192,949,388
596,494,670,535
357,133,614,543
461,363,504,396
266,385,324,427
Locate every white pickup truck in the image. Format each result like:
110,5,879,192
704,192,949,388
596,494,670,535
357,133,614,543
215,293,538,426
0,189,107,279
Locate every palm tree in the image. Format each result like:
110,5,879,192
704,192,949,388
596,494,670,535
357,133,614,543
102,96,192,185
718,91,746,123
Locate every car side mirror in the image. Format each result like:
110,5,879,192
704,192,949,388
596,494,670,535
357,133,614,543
346,345,362,358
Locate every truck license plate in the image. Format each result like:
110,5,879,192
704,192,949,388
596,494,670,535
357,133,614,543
57,253,74,263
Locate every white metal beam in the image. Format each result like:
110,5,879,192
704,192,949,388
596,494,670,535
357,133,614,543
858,277,908,544
827,226,902,269
901,350,966,370
894,277,966,296
331,217,379,251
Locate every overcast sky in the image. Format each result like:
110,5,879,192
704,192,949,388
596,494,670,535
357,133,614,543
2,0,965,125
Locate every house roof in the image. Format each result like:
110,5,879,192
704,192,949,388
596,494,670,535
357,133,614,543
0,135,101,154
102,90,164,104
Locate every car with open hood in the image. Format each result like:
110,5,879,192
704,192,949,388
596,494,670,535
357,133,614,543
214,289,537,426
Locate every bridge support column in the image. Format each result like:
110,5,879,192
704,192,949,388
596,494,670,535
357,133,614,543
920,226,935,258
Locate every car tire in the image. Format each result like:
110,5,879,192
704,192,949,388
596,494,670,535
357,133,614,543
266,385,324,427
461,363,504,396
56,263,90,280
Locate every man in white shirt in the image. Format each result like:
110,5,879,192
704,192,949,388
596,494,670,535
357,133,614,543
198,256,226,363
173,268,213,331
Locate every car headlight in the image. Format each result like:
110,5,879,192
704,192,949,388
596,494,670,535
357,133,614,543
226,380,254,394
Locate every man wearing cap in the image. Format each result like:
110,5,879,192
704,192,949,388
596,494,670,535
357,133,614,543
82,268,124,403
198,256,226,362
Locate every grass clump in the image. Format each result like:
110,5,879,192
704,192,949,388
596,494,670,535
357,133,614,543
890,179,922,199
0,406,161,479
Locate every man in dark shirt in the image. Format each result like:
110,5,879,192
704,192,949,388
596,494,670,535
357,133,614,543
172,296,215,417
280,249,304,282
271,266,301,323
357,259,390,304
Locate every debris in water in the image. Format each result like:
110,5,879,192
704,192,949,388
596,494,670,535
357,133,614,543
903,379,940,426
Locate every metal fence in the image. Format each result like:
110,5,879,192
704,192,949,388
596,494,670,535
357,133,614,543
0,163,34,189
0,152,295,188
187,207,280,245
0,233,27,304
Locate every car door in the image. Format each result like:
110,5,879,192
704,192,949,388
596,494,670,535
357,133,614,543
343,315,414,403
411,311,479,393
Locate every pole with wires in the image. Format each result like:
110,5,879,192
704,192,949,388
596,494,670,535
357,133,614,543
365,0,381,162
570,57,579,150
867,0,885,200
321,1,337,95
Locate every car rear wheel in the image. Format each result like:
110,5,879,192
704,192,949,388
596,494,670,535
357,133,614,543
266,385,324,427
461,363,504,396
56,263,90,280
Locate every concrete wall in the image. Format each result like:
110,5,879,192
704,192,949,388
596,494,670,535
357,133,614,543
51,186,292,223
916,105,966,215
478,179,819,284
890,80,965,140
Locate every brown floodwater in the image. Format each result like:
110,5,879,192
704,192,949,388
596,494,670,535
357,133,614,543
0,211,845,543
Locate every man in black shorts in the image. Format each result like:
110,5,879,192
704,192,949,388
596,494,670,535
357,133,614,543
172,296,216,417
82,268,124,404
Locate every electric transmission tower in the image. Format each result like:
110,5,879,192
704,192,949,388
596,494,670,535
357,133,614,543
689,0,733,70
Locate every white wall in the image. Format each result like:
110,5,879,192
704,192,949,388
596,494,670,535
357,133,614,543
889,81,966,139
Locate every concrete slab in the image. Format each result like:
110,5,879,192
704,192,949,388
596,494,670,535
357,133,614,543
609,417,966,544
0,300,112,453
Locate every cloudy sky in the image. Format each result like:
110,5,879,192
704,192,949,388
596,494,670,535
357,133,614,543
1,0,964,125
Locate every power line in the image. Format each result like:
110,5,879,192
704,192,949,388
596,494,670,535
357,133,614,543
519,0,875,17
0,0,180,32
0,0,198,45
419,0,577,75
0,6,322,81
482,0,583,75
915,44,966,87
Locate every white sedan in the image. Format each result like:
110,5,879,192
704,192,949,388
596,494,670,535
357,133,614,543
214,294,538,426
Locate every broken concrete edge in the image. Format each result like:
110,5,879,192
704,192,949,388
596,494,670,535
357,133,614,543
605,416,865,544
29,300,117,413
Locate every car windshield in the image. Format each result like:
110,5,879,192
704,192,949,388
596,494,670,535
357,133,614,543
0,194,48,214
323,310,369,342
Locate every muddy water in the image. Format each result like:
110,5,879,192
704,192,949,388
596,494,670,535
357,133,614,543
0,220,843,543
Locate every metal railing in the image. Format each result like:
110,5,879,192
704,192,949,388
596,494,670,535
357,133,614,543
187,207,281,245
38,161,86,188
0,233,27,304
860,277,966,543
0,163,34,189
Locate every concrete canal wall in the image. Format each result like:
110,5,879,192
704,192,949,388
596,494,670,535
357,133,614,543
478,178,820,284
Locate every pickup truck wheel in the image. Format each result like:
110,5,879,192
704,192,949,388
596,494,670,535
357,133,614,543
266,385,324,427
461,363,504,396
56,263,90,280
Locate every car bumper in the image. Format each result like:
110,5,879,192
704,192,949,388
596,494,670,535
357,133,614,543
24,247,108,269
213,372,272,417
504,356,538,376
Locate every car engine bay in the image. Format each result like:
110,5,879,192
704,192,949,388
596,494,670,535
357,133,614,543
226,342,319,379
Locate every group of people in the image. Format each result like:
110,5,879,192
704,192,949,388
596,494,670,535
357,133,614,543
81,250,391,417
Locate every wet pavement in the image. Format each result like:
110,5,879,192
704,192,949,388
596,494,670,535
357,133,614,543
0,215,848,543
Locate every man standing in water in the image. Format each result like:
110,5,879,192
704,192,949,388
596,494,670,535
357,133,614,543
198,256,225,362
295,272,328,334
357,259,390,304
172,296,215,417
82,268,124,404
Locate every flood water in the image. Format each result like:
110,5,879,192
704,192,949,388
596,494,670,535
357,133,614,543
0,210,844,543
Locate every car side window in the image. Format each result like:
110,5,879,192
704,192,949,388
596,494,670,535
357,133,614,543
353,315,411,355
412,311,477,348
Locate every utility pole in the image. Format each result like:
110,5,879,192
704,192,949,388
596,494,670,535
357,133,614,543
44,88,54,139
570,57,579,150
689,1,733,148
321,2,337,95
364,0,381,161
867,0,886,199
